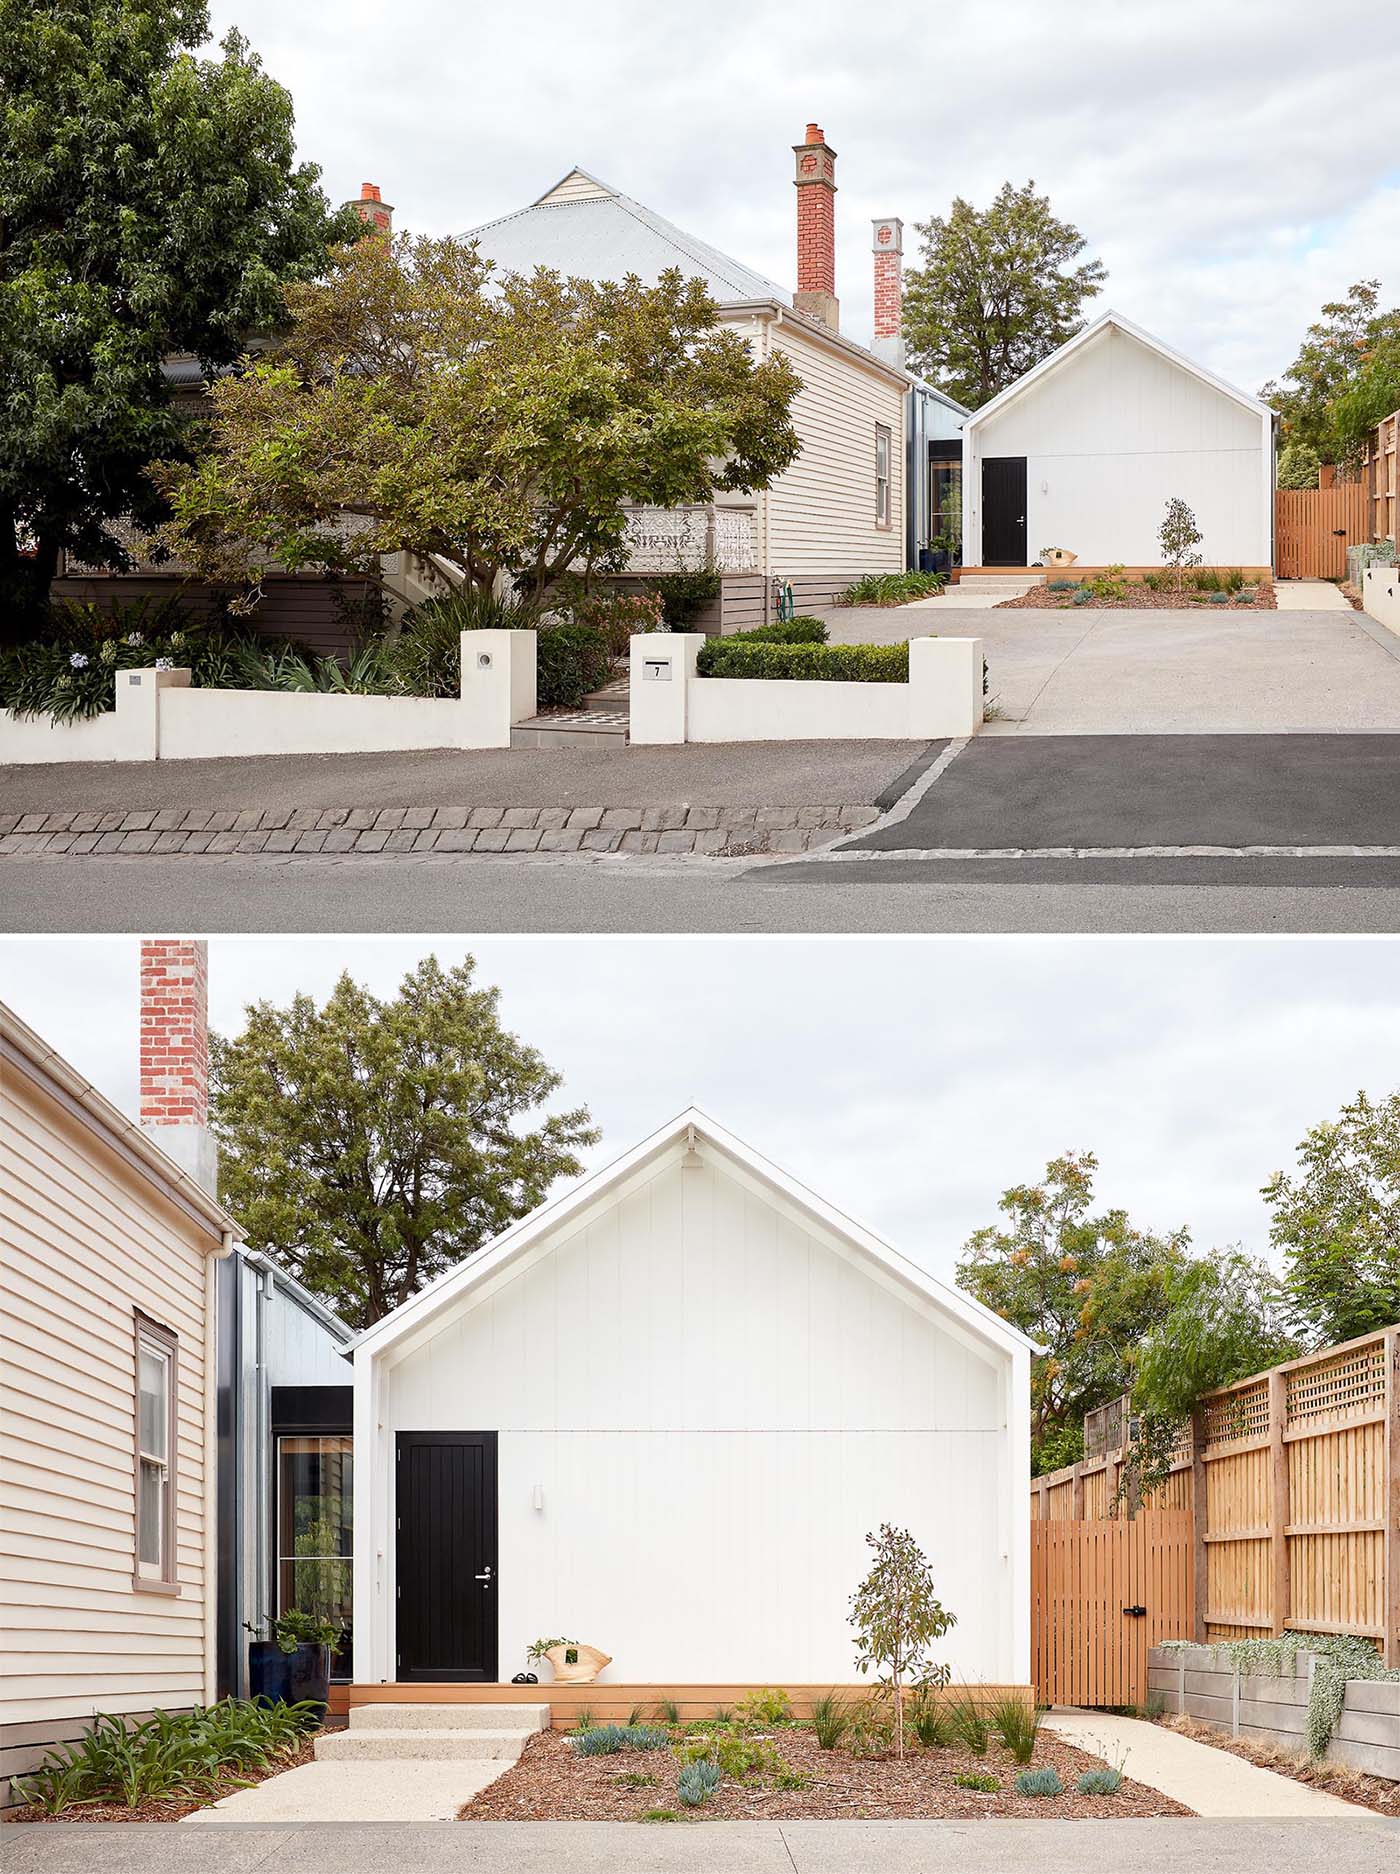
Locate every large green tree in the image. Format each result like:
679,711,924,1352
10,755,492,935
0,0,358,633
153,234,803,605
1263,1089,1400,1345
1261,280,1400,461
955,1151,1190,1473
209,956,599,1328
902,181,1106,408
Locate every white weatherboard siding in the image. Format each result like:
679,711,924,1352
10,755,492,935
0,1046,222,1783
358,1121,1026,1689
965,319,1273,568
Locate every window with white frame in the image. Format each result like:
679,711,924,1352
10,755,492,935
135,1315,177,1587
875,425,892,528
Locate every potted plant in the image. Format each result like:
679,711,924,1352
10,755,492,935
245,1610,341,1711
527,1636,612,1684
1039,545,1077,568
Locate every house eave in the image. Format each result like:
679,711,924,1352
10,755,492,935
722,301,913,391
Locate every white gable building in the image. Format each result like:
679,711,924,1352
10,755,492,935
349,1110,1034,1696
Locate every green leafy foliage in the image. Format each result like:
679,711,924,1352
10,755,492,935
1262,282,1400,461
1262,1089,1400,1343
209,955,598,1327
695,640,909,682
536,622,612,709
1086,564,1128,601
10,1700,319,1815
1277,442,1322,490
638,1807,681,1822
560,586,665,661
1077,1766,1123,1794
988,1695,1041,1764
155,235,802,606
1158,498,1204,589
1164,1636,1400,1760
733,1689,792,1728
571,1725,669,1756
903,181,1105,407
956,1151,1191,1472
385,589,542,699
246,1610,341,1654
849,1523,956,1759
908,1686,953,1749
677,1759,722,1805
809,1691,850,1749
942,1690,992,1755
648,570,722,628
841,570,946,606
0,0,358,632
1016,1766,1064,1797
954,1771,1000,1791
526,1636,578,1664
721,617,828,646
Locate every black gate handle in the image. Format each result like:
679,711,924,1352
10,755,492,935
1122,1604,1147,1617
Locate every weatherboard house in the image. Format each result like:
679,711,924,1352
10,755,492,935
344,1109,1034,1707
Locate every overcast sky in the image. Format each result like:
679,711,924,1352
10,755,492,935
6,936,1399,1286
204,0,1400,395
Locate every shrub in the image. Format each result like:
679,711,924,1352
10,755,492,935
1015,1766,1064,1797
389,588,542,698
954,1771,1000,1792
696,640,909,683
1208,591,1229,605
536,622,612,709
679,1731,788,1782
677,1759,722,1806
614,1771,657,1787
1088,563,1128,601
909,1687,953,1749
572,1724,669,1756
942,1690,991,1755
734,1688,792,1728
1077,1766,1123,1795
1142,570,1166,591
650,569,722,628
653,1698,681,1725
809,1691,850,1750
638,1808,681,1822
723,616,828,646
842,570,945,606
564,587,666,661
1278,441,1322,491
1070,587,1093,607
1047,579,1078,593
10,1700,319,1815
988,1694,1041,1764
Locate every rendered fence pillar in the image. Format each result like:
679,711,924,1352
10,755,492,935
627,632,701,745
459,630,536,749
117,664,191,760
908,635,984,738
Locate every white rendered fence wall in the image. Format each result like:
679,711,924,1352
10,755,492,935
0,632,534,764
628,633,983,744
1364,565,1400,636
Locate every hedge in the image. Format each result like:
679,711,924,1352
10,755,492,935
722,616,828,646
537,622,612,708
695,640,909,683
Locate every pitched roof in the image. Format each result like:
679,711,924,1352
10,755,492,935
348,1106,1039,1362
963,309,1273,430
464,167,791,307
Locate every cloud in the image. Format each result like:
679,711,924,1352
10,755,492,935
210,0,1399,389
6,935,1400,1288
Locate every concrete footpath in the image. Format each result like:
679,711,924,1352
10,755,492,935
1044,1710,1369,1817
4,1817,1398,1873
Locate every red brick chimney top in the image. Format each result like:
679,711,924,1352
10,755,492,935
805,123,824,144
360,182,381,202
792,123,838,332
140,939,209,1130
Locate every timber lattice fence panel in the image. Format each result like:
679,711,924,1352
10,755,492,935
1031,1326,1400,1666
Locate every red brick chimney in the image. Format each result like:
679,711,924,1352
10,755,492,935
871,217,905,368
140,939,217,1194
792,124,839,333
350,181,394,239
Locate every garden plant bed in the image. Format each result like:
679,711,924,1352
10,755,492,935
459,1722,1190,1823
999,580,1276,611
3,1737,317,1823
1157,1714,1400,1819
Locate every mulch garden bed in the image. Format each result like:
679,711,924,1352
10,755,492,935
460,1724,1189,1823
999,581,1276,611
1158,1714,1400,1818
3,1738,317,1823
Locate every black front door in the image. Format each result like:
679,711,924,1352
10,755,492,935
396,1431,498,1681
982,457,1027,565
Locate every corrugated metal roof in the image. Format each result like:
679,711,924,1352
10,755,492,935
466,170,791,307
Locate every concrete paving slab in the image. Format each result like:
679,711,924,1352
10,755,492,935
1275,579,1352,610
1044,1710,1368,1816
5,1818,1400,1874
183,1757,506,1823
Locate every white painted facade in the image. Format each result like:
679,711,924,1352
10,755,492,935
351,1112,1033,1691
962,312,1275,569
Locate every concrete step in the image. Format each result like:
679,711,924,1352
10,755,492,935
349,1702,549,1733
510,714,628,749
316,1727,537,1762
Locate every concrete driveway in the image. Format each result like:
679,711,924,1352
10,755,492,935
827,603,1400,734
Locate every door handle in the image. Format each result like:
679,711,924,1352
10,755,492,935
475,1566,493,1583
1122,1604,1146,1617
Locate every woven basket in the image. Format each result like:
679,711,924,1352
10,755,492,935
544,1643,611,1684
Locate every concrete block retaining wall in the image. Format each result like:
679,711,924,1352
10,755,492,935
1149,1643,1400,1782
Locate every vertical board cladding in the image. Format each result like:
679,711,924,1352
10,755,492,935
381,1155,1013,1686
0,1062,214,1789
970,324,1270,567
755,318,906,580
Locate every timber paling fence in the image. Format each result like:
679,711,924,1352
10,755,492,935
1031,1327,1400,1667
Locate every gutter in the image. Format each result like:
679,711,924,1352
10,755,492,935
721,298,912,392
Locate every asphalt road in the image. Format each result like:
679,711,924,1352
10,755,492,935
5,853,1400,932
4,1818,1398,1874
